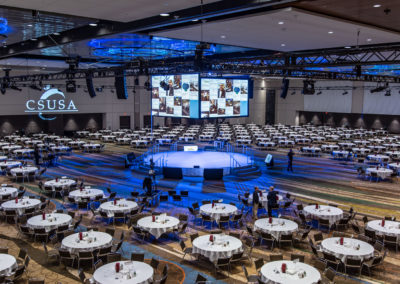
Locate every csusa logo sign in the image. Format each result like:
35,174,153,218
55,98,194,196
25,89,78,120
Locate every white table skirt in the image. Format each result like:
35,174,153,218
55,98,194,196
137,215,180,239
254,218,298,240
61,231,113,254
69,188,104,201
366,220,400,241
27,213,72,232
0,187,18,200
366,168,393,179
320,237,374,262
10,166,38,175
303,205,343,225
100,200,138,217
192,234,243,263
0,161,21,168
1,198,41,215
200,203,238,221
45,179,76,190
260,260,321,284
93,261,153,284
0,254,17,277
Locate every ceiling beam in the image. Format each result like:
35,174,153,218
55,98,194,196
0,0,297,59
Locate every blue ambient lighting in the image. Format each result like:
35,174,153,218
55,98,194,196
0,18,11,34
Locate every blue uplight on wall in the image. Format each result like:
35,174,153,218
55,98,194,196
0,17,11,35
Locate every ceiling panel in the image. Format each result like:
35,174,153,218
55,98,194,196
0,0,217,22
152,7,400,52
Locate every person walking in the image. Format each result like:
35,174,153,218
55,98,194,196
287,149,294,172
252,186,260,220
267,186,278,217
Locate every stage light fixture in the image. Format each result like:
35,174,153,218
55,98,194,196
66,80,76,93
290,91,296,96
342,91,348,95
29,82,41,91
302,80,315,95
316,91,322,95
370,82,388,93
10,84,22,91
384,89,391,96
144,79,151,91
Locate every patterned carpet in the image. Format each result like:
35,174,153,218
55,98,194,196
1,142,400,283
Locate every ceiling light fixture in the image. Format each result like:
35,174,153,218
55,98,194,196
344,46,351,49
89,23,98,26
53,32,60,35
160,13,170,17
31,38,37,41
278,21,284,25
281,43,286,47
328,31,334,34
220,35,226,39
373,4,381,8
367,38,372,42
27,24,32,27
192,19,199,22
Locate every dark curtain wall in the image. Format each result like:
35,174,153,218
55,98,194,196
0,113,103,136
299,111,400,133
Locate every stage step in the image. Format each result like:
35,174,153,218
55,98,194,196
233,165,261,177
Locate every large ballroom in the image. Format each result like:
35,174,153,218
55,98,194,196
0,1,399,284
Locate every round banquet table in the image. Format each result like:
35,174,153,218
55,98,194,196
320,237,374,262
10,166,38,175
27,213,72,232
199,203,238,221
93,261,153,284
0,186,18,200
365,167,393,179
44,178,76,190
0,161,21,169
0,254,17,277
2,145,22,151
137,215,180,239
260,260,321,284
83,143,101,150
192,234,243,262
61,231,113,254
254,218,298,240
367,154,390,163
1,197,41,215
388,163,400,172
69,188,104,201
303,205,343,225
366,220,400,240
13,148,34,155
0,156,8,161
99,200,138,217
248,193,283,208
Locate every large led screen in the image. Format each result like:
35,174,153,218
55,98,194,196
200,78,249,118
151,74,199,118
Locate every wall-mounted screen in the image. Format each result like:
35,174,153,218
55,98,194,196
200,77,249,118
151,74,199,118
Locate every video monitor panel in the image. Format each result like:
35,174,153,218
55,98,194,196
151,74,199,118
200,77,249,118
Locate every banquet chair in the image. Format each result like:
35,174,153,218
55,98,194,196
150,257,160,271
77,251,94,270
15,172,25,183
364,228,377,244
131,253,145,262
154,264,168,284
318,218,333,232
107,252,122,263
278,234,293,248
27,171,36,182
218,215,230,229
214,257,231,275
179,240,194,260
78,269,91,284
361,249,386,276
189,232,199,244
201,214,213,228
229,252,247,267
309,240,324,260
96,245,112,263
230,213,243,227
254,258,264,271
228,232,241,239
322,252,340,271
260,231,275,250
43,243,60,265
18,225,33,239
28,278,45,284
6,265,25,282
383,235,398,253
0,247,8,253
112,212,126,226
269,254,283,261
242,265,258,284
188,207,202,224
195,273,208,284
290,253,305,262
344,258,362,276
105,227,115,237
314,259,327,272
133,226,149,241
94,259,103,270
313,232,324,246
5,210,17,224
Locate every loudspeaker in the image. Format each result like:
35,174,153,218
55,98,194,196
86,75,96,98
280,78,289,99
203,168,223,180
162,167,183,179
115,70,128,99
265,89,275,125
265,154,274,168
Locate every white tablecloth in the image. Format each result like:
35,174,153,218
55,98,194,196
0,254,17,277
365,168,393,179
69,188,104,201
93,261,153,284
61,231,113,254
366,220,400,240
254,218,298,240
367,155,390,162
192,234,243,262
100,200,138,217
0,161,21,168
0,156,7,161
303,205,343,225
320,237,374,262
137,215,180,239
260,260,321,284
0,186,18,200
388,163,400,172
1,198,41,215
45,178,76,190
10,166,38,175
200,203,238,221
27,213,72,232
248,193,283,208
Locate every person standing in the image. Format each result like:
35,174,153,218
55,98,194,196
287,149,294,172
143,176,153,196
267,186,278,217
252,186,260,220
33,146,40,166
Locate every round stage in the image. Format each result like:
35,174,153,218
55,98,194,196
145,150,251,177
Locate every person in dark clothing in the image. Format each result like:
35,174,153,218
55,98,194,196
252,186,260,220
287,149,294,172
143,176,153,196
149,158,156,181
33,146,40,166
267,186,278,217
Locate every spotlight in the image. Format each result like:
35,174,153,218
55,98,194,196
144,79,151,91
290,91,296,95
384,89,391,96
342,91,348,95
0,82,6,95
66,80,76,93
134,77,139,86
316,91,322,95
132,86,136,94
370,82,388,93
302,80,315,95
